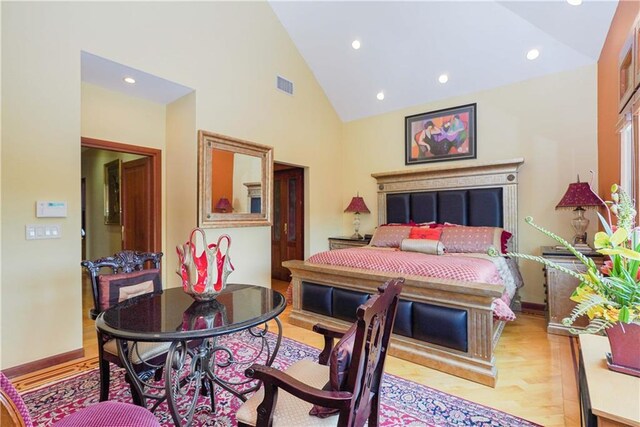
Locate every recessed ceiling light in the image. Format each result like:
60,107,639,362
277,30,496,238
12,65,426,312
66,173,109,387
123,76,136,84
376,91,385,101
438,74,449,84
526,49,540,60
567,0,582,5
352,40,361,50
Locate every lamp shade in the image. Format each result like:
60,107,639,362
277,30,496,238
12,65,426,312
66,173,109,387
556,182,603,210
344,196,370,214
215,197,232,212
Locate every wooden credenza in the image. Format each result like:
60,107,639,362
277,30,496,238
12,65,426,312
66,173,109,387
579,334,640,427
542,246,604,335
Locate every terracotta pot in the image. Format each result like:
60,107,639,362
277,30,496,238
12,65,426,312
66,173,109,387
605,322,640,377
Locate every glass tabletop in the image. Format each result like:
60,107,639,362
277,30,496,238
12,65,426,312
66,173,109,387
96,284,285,341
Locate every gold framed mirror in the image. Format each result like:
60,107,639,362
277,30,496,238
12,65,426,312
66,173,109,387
198,130,273,228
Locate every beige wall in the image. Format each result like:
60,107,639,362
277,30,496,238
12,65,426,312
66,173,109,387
1,2,342,369
342,65,599,304
81,83,167,262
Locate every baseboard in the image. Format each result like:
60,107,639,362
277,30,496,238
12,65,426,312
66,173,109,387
2,348,85,379
521,301,546,316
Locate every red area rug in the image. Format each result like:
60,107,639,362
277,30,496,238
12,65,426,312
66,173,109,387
22,332,540,426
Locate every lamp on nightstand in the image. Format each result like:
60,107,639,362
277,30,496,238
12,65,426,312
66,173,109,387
344,193,370,240
555,176,604,249
215,197,232,213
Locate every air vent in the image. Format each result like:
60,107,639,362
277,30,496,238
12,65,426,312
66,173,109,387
276,75,294,95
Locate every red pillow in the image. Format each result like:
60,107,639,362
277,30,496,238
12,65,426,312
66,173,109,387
409,227,442,240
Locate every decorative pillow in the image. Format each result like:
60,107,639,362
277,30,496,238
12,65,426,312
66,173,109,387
369,225,412,248
409,227,442,240
309,323,358,418
401,238,445,255
440,226,511,254
98,269,161,311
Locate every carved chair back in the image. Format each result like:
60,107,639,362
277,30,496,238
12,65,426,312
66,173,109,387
344,277,403,426
81,250,163,319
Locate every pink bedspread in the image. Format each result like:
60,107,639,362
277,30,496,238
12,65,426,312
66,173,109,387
307,247,516,321
308,248,503,284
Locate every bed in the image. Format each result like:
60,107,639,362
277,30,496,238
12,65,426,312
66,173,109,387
283,158,524,387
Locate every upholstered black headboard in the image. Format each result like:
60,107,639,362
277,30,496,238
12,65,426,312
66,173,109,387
372,158,524,250
386,188,503,227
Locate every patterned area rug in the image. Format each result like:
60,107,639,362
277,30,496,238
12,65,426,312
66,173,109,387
22,332,540,426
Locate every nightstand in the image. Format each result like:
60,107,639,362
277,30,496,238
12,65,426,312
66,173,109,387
541,246,604,336
328,236,371,250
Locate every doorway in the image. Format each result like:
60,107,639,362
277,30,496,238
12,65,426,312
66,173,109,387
80,137,162,357
271,164,305,281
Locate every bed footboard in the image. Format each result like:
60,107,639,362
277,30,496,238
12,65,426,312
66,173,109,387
284,259,507,387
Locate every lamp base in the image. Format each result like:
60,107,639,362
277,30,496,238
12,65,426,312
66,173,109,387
350,232,364,240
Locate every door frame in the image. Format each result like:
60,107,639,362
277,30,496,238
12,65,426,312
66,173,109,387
81,137,162,253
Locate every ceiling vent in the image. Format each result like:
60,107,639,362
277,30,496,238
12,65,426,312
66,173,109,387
276,75,294,95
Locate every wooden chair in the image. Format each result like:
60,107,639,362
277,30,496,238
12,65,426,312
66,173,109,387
236,277,404,427
81,250,169,403
0,372,160,427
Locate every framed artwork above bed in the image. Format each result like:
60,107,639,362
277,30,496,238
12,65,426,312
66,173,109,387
405,103,477,165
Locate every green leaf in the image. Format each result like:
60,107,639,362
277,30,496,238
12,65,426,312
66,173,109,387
597,212,613,235
594,231,610,249
610,228,628,246
619,306,631,323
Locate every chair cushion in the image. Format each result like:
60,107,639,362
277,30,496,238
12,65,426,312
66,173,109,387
103,339,171,365
98,269,161,311
236,359,337,427
52,401,160,427
1,372,33,427
309,323,357,418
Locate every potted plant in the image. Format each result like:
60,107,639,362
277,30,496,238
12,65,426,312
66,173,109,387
496,184,639,376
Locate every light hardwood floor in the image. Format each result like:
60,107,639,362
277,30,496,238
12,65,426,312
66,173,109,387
13,279,580,427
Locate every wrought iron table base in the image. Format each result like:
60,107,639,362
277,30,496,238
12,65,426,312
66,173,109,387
116,318,283,427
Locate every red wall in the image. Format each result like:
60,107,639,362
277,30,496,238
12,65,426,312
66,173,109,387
597,1,640,199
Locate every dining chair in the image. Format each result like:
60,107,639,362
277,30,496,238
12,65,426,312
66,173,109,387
0,372,161,427
81,250,170,403
236,277,404,427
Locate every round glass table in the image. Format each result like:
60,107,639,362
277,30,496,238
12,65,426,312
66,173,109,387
96,284,285,427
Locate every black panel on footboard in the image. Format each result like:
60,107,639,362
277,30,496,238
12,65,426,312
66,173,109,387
301,281,468,352
386,187,503,227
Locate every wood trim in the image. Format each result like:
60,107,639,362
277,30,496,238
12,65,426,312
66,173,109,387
2,349,84,379
521,301,546,315
81,137,162,254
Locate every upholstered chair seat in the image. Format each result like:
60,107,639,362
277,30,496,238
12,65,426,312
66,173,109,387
236,360,335,427
237,277,405,427
1,373,161,427
102,340,171,365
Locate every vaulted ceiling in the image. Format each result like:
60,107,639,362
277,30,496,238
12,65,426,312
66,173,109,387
269,0,618,122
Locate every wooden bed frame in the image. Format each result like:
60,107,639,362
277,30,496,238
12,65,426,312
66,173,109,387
284,158,525,387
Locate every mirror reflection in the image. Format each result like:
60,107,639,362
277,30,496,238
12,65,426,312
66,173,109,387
198,131,273,228
211,149,262,214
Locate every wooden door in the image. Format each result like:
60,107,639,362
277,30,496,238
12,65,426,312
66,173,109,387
271,167,304,281
122,157,153,252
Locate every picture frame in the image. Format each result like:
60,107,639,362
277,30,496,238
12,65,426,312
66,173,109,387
405,103,476,165
104,159,121,225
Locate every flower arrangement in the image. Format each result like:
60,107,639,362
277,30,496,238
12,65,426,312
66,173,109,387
498,184,639,334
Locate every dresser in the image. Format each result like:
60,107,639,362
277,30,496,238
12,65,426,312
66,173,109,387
328,236,371,250
541,246,604,336
579,334,640,427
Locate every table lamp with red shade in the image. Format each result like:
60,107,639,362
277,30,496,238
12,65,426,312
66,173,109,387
556,176,605,249
344,193,370,240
